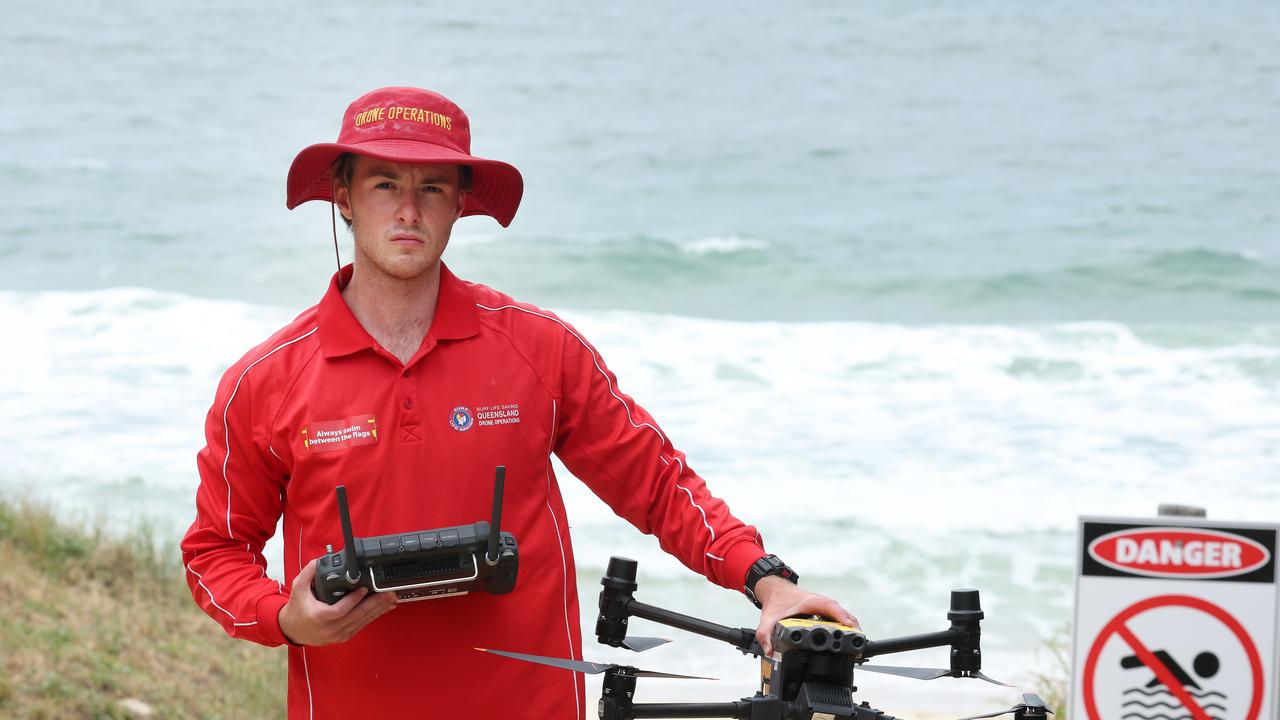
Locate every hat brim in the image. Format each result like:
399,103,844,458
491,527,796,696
286,139,524,227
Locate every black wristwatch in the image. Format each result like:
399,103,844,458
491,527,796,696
743,554,799,608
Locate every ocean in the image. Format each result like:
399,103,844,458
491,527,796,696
4,1,1278,715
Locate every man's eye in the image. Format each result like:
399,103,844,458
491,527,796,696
375,181,395,190
422,185,443,193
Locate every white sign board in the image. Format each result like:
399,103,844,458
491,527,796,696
1070,517,1278,720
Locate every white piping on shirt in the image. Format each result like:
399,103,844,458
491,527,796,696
189,330,314,635
659,455,716,542
299,523,314,720
220,327,317,538
543,399,581,718
184,562,256,627
475,304,717,549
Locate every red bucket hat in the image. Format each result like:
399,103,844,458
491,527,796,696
286,87,523,227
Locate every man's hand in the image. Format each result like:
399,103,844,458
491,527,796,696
278,559,399,646
753,575,860,656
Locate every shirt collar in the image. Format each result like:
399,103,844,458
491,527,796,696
431,263,481,340
317,262,479,359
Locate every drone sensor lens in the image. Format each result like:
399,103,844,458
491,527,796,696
810,628,829,649
790,630,803,643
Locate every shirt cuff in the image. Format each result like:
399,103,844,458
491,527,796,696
255,592,294,647
721,542,768,593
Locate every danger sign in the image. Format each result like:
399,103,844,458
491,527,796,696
1071,518,1278,720
1088,527,1271,580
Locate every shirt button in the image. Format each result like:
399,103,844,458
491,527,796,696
403,398,414,409
402,369,411,378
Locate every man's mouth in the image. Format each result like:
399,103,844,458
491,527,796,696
390,234,426,246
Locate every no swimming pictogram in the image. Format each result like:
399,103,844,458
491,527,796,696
1082,595,1264,720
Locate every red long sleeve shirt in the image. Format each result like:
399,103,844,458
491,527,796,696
180,264,767,718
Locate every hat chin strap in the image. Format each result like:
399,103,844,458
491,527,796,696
331,202,342,272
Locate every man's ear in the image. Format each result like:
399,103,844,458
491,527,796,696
333,182,354,221
455,190,467,220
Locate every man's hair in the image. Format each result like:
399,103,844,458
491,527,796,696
330,153,474,229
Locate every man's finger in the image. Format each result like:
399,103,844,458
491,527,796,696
841,610,861,631
339,593,393,628
756,614,779,656
826,601,859,630
335,592,397,635
320,585,369,619
814,597,859,629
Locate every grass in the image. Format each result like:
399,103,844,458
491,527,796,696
0,495,286,719
1029,621,1072,717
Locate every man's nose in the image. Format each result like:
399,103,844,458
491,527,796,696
396,190,422,225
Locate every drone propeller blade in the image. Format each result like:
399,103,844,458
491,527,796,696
635,669,716,680
953,694,1053,720
621,636,671,652
856,664,951,681
954,709,1018,720
970,670,1014,687
1022,693,1051,711
476,648,714,681
857,664,1013,688
478,648,614,674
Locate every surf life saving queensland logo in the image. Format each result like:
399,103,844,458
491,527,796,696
449,406,474,432
449,403,521,431
475,403,521,427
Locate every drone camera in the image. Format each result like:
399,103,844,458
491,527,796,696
760,618,865,715
811,628,828,649
771,617,865,657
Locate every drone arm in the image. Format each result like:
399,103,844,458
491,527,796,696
598,557,765,656
630,701,756,719
862,590,989,680
861,628,960,659
628,599,763,656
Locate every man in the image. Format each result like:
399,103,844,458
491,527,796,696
181,86,855,718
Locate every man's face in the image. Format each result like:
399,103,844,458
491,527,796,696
333,156,466,282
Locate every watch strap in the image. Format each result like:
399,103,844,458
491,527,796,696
743,554,799,608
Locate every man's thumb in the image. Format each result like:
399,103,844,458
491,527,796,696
294,558,318,589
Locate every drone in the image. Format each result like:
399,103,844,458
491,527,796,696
478,556,1052,720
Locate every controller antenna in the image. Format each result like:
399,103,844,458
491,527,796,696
486,466,506,564
335,485,360,583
